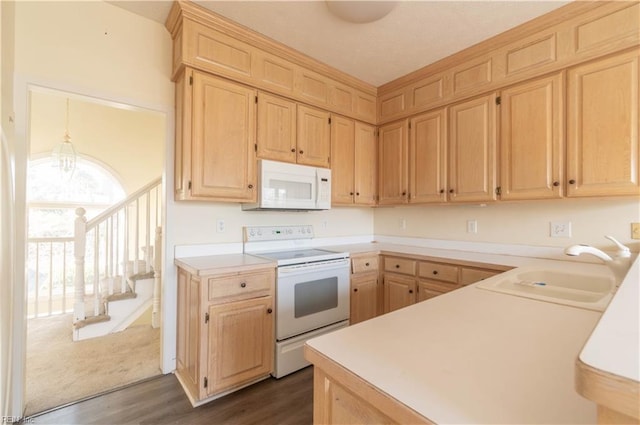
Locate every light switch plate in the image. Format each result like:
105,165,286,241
632,223,640,240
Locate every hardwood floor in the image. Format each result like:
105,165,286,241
30,366,313,425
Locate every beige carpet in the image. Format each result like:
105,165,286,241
25,313,161,416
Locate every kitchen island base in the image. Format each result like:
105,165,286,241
304,345,432,425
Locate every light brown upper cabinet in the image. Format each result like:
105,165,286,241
567,50,640,197
378,120,409,205
297,105,331,168
256,92,297,163
332,116,377,206
175,68,257,202
448,93,498,203
353,122,378,205
409,109,447,203
499,73,564,200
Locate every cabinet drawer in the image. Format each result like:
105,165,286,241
460,268,500,285
418,262,459,283
208,270,273,303
352,256,379,274
383,257,416,275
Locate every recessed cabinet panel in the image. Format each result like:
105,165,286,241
187,22,253,78
500,73,564,200
208,297,273,395
353,122,378,205
410,109,447,203
567,51,640,197
506,34,557,76
378,120,409,205
383,273,416,313
379,91,406,120
191,71,256,201
254,52,296,94
257,92,297,163
297,105,331,168
452,58,493,95
574,3,640,54
330,115,356,204
448,93,498,202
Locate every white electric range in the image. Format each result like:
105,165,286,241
243,225,350,378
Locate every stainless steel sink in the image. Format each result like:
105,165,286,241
476,267,614,311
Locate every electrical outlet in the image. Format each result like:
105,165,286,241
321,220,328,230
400,218,407,230
467,220,477,234
216,219,225,233
550,221,571,238
632,222,640,240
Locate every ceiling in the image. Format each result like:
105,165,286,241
110,0,570,87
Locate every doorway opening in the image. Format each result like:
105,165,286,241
24,87,165,416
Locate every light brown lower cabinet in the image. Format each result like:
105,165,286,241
350,254,380,324
305,345,431,424
381,255,508,314
176,266,275,406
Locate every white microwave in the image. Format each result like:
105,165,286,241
242,160,332,211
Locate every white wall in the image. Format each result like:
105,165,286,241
0,0,18,418
374,198,640,252
10,1,175,411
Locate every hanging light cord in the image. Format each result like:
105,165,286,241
64,98,71,143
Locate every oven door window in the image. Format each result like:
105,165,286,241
294,277,338,318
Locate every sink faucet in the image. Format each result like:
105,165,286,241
565,236,632,287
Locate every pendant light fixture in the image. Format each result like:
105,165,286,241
52,98,77,181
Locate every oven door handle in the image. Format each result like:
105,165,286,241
278,258,350,274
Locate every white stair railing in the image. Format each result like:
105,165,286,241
73,178,162,323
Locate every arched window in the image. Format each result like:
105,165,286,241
27,156,125,237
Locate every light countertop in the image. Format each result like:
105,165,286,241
174,253,275,276
307,263,604,424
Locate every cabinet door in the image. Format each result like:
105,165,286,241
354,122,378,205
176,268,203,399
448,93,498,202
191,71,257,201
256,92,297,164
330,115,356,205
416,281,444,303
350,273,378,325
207,296,274,395
383,273,416,313
500,73,564,200
297,105,331,167
378,120,409,205
410,109,447,203
567,51,640,197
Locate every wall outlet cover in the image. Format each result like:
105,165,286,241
632,223,640,240
550,221,572,238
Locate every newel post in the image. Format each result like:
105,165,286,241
73,207,87,322
152,226,162,329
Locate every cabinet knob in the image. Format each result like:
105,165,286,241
356,192,360,196
240,282,247,288
350,192,354,196
353,288,358,292
402,191,407,196
267,308,273,314
439,189,444,194
449,189,454,194
395,264,400,269
248,184,254,189
365,262,370,267
569,179,576,185
553,181,560,187
299,150,304,154
409,289,414,294
291,148,296,153
432,270,438,275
